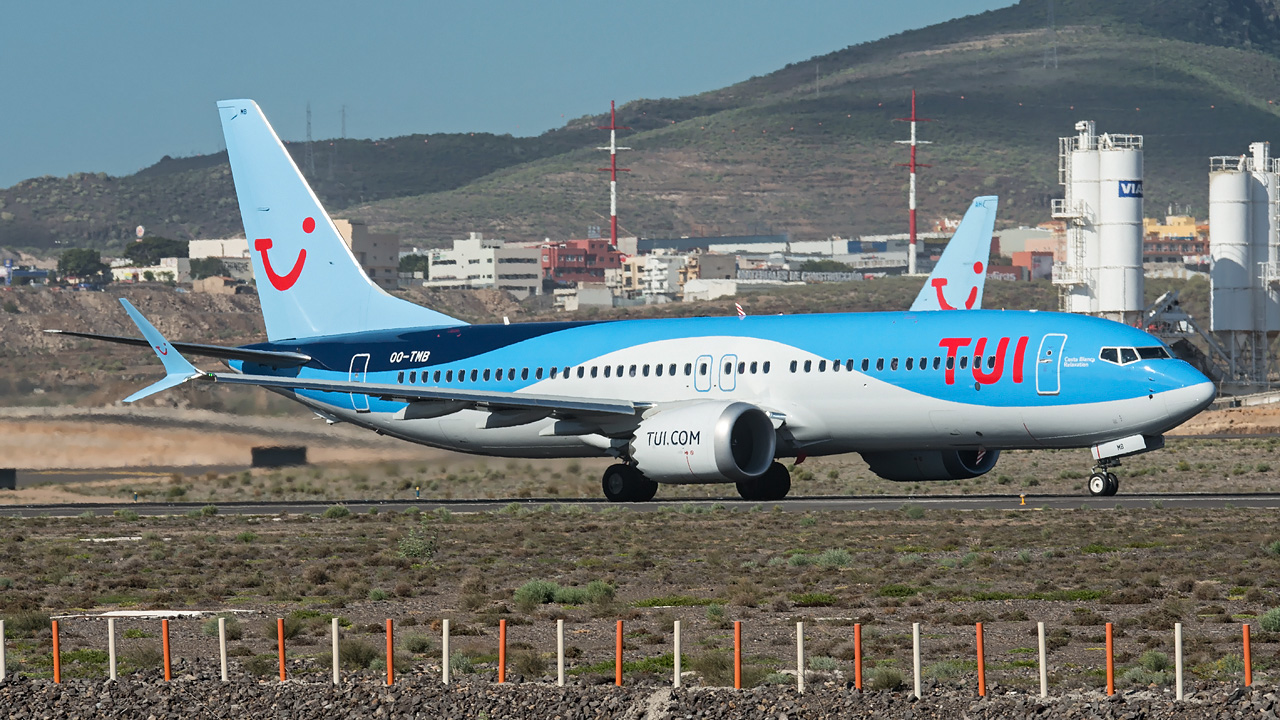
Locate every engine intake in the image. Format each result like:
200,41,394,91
861,449,1000,482
630,402,776,483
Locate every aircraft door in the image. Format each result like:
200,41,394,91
1035,334,1067,396
718,354,738,392
348,353,371,412
694,354,713,392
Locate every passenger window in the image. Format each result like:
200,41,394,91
818,360,826,372
496,369,504,381
919,357,926,370
397,371,404,383
738,362,745,374
563,366,569,377
433,370,442,382
876,358,884,371
604,366,611,378
724,361,733,374
617,365,624,377
482,369,489,381
749,361,757,374
804,360,812,372
1120,347,1138,364
629,365,636,377
410,371,417,383
960,357,969,369
832,360,840,372
470,369,478,382
861,359,869,372
446,370,453,382
535,368,543,379
643,364,650,377
763,361,771,374
669,363,677,375
578,367,586,378
521,368,530,380
987,356,995,369
685,363,693,375
975,355,983,369
550,367,558,379
946,358,954,370
591,366,598,378
891,358,899,371
508,367,516,379
699,362,708,376
458,371,466,383
933,357,941,370
846,359,854,371
906,358,913,370
790,360,798,373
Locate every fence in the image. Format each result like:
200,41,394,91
5,615,1260,699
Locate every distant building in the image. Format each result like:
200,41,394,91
188,237,253,281
1012,251,1054,281
111,257,190,283
193,276,248,295
420,232,541,299
540,239,623,286
334,218,399,291
1143,215,1208,266
627,234,790,255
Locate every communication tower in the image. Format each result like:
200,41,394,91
895,90,931,275
1051,121,1144,325
1208,142,1280,386
597,101,631,249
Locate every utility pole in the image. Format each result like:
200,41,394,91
895,89,932,275
596,101,631,250
304,102,316,178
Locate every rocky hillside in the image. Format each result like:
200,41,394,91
7,0,1280,253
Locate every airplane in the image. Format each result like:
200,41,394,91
54,100,1215,502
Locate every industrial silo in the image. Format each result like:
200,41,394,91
1209,158,1252,332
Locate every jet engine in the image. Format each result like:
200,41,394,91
629,402,776,482
861,449,1000,482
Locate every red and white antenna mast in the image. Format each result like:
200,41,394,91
597,100,631,249
894,89,932,275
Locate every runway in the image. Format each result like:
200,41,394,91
1,492,1278,518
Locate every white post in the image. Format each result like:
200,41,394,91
330,618,339,685
0,619,5,682
673,620,682,688
557,619,565,687
1037,621,1047,698
912,622,922,700
796,621,805,694
442,619,451,684
107,618,116,681
1175,622,1183,701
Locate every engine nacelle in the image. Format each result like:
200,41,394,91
630,402,776,483
861,449,1001,482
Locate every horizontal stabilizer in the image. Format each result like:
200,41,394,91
43,329,311,367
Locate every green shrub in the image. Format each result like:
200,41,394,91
1140,650,1171,672
123,628,151,639
243,654,277,677
120,645,163,671
585,580,614,603
514,580,560,612
790,592,838,607
369,588,390,601
553,586,590,604
925,659,975,679
816,549,852,568
808,655,839,672
901,504,925,519
200,504,218,516
322,505,351,519
340,639,379,669
706,604,730,629
511,649,546,677
879,584,919,597
3,611,50,638
1260,607,1280,632
397,525,437,560
449,651,475,674
404,635,432,654
869,666,904,690
201,616,243,641
113,509,139,521
236,531,257,543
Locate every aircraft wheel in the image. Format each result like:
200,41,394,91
1103,472,1120,497
601,464,655,502
1087,472,1109,497
759,462,792,501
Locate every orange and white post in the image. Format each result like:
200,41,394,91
853,623,863,690
615,620,624,687
162,619,172,682
277,618,286,682
385,619,394,686
51,620,60,684
1105,622,1114,696
734,621,742,690
1243,624,1252,687
498,619,507,684
975,622,986,697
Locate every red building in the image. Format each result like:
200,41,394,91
540,239,624,285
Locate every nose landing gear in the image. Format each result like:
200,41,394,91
1087,459,1120,497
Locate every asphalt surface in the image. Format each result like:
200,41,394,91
0,492,1278,517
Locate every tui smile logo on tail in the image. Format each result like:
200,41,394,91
930,261,983,310
255,217,313,291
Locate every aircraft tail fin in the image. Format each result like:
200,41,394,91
910,196,998,311
118,299,204,403
216,99,466,341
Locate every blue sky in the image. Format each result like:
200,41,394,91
0,0,1012,188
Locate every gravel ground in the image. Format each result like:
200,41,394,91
0,673,1274,719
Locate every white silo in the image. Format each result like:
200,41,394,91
1052,121,1143,324
1209,157,1252,333
1096,133,1145,324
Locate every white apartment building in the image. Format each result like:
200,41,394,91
421,232,540,299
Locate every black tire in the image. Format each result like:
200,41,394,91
759,462,792,501
1103,472,1119,497
735,478,762,501
601,464,657,502
1087,473,1108,497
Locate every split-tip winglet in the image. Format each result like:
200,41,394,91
118,299,203,402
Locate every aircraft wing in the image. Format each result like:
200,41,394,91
909,195,998,311
44,329,312,367
208,372,641,416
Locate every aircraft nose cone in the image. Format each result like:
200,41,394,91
1164,380,1216,427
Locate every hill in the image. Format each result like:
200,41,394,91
7,0,1280,251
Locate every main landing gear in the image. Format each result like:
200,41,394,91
736,462,792,502
1087,460,1120,497
601,464,658,503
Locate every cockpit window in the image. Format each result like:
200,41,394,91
1136,346,1172,360
1100,348,1119,364
1119,348,1138,364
